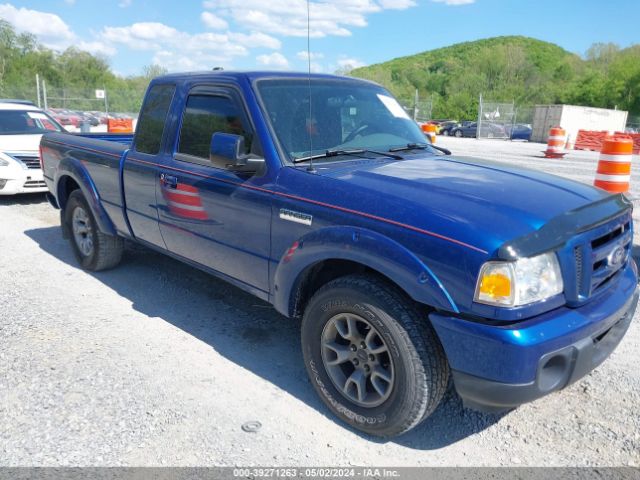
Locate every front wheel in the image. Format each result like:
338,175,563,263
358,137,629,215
454,129,462,138
65,190,123,271
301,275,449,437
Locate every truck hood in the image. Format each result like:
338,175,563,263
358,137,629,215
316,154,608,256
0,134,42,153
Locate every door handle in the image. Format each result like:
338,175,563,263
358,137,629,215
160,173,178,189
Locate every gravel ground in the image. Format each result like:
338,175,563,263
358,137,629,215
1,138,639,467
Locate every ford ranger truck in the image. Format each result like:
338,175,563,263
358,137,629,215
40,72,638,437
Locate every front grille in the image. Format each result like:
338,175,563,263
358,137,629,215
23,180,46,188
570,216,632,303
13,155,41,169
589,221,631,293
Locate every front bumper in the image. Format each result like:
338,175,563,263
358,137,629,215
0,168,47,195
430,260,638,412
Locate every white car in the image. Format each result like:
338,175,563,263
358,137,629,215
0,100,65,195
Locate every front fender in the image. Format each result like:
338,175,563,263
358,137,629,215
55,156,117,236
273,226,458,317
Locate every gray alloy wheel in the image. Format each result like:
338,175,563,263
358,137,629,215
321,313,395,408
64,190,124,271
454,129,462,138
71,205,94,257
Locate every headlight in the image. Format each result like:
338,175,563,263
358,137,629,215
0,157,9,167
475,252,564,307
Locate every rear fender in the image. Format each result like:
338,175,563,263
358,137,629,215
273,226,458,317
55,157,117,236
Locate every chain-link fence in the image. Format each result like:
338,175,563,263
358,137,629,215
626,116,640,133
477,96,516,139
398,94,433,123
0,84,39,106
0,82,145,117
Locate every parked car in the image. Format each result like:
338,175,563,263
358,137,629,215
48,108,82,128
451,121,506,138
73,111,99,127
506,123,533,141
41,71,638,438
0,100,65,195
439,121,460,136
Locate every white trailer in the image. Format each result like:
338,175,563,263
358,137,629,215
532,105,628,144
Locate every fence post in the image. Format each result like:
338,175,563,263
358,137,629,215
477,93,483,139
36,74,41,108
42,80,48,110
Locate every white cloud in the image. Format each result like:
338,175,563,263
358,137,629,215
101,22,258,71
0,3,117,57
256,52,290,69
202,0,416,38
201,11,228,29
118,0,132,7
64,0,76,4
379,0,416,8
431,0,475,5
230,31,281,49
296,51,324,60
337,57,365,69
0,3,75,50
77,40,117,57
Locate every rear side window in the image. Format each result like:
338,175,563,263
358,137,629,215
177,94,253,167
134,84,175,155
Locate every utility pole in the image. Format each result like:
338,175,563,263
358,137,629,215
104,86,109,116
36,74,41,108
413,89,419,121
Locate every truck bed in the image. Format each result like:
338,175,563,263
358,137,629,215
41,131,131,236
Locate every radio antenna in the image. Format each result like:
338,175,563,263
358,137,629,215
306,0,315,172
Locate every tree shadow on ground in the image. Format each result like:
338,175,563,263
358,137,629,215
26,225,506,450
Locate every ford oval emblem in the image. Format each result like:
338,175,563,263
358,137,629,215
608,246,626,267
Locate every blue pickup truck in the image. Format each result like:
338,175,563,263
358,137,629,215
41,71,638,437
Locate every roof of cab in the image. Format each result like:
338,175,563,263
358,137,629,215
152,70,375,84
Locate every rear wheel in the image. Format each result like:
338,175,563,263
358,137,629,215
443,130,449,136
301,274,449,437
65,190,123,271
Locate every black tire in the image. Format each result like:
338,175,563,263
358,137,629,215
64,190,123,271
454,129,462,138
301,274,449,437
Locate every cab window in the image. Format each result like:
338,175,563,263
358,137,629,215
177,94,255,169
134,84,176,155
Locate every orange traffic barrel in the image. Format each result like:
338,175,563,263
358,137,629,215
544,126,566,158
107,118,134,133
421,123,437,144
594,136,633,193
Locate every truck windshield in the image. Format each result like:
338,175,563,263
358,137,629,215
256,78,434,162
0,110,64,135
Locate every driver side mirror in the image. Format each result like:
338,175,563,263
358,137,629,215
210,132,265,174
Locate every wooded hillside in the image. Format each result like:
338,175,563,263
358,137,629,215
350,36,640,122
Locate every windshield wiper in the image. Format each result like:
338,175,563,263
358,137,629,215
390,143,451,156
293,148,403,163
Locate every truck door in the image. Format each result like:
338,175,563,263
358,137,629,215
156,85,272,294
123,83,176,248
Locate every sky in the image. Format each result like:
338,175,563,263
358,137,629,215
1,0,639,77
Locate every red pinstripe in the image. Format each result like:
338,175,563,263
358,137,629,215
45,139,488,254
